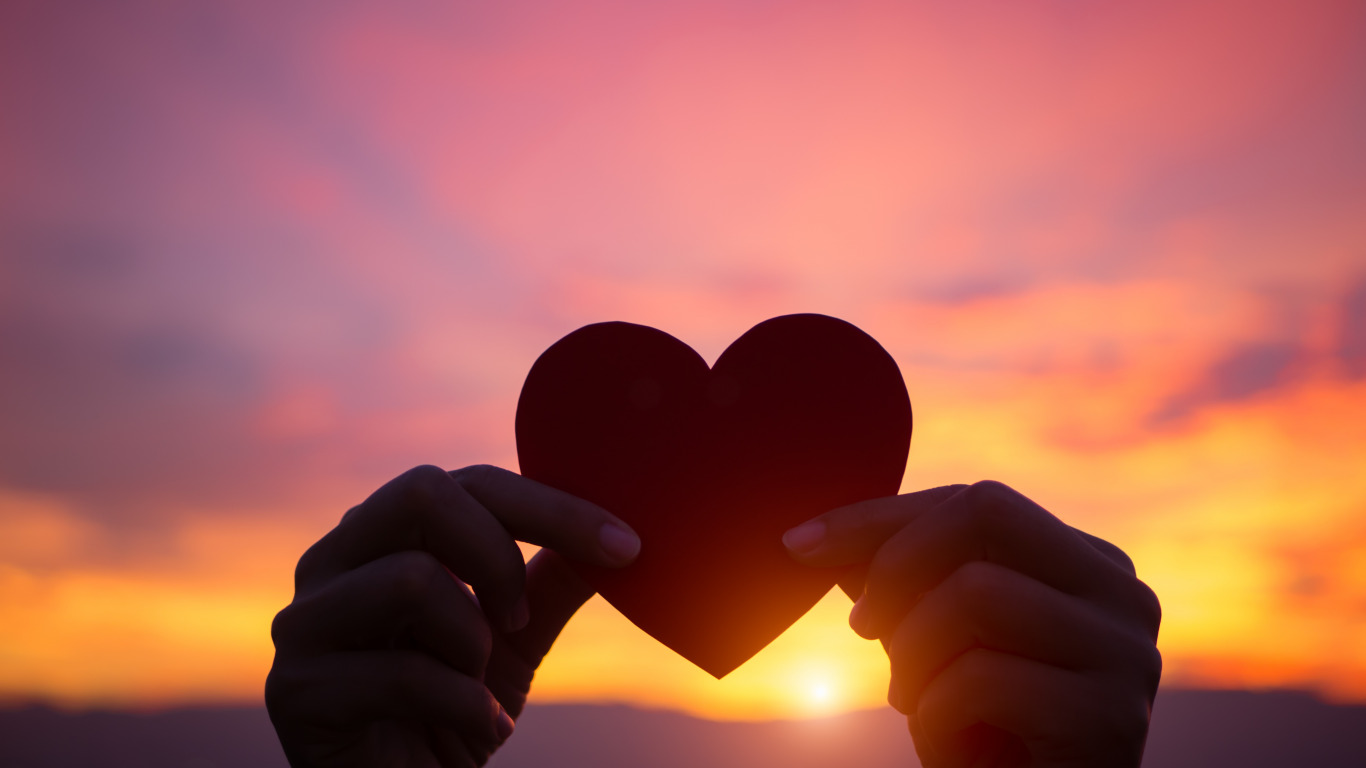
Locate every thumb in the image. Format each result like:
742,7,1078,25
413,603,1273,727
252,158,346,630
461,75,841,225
502,548,595,668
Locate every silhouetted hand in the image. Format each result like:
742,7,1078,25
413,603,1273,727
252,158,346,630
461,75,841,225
266,465,641,768
784,481,1161,768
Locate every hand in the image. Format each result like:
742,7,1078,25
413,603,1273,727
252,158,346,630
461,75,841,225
784,481,1161,768
266,464,641,768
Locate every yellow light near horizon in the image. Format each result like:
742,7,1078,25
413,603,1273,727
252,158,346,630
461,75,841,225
800,671,839,716
0,564,283,708
2,371,1365,716
528,586,891,720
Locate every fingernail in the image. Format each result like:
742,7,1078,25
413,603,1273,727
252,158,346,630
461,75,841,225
599,523,641,565
495,706,515,743
782,520,825,554
507,595,530,632
849,597,873,637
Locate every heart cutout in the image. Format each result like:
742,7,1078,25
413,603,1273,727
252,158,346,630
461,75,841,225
515,314,911,677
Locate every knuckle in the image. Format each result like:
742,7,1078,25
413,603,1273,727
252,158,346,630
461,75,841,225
399,464,453,507
963,482,1016,542
948,561,1005,615
387,551,444,608
1128,579,1163,637
1106,543,1138,576
1120,573,1163,634
263,666,292,711
1109,543,1131,573
1109,629,1163,697
1139,642,1164,695
954,647,998,691
264,659,313,715
452,463,499,488
292,536,333,592
269,604,296,648
1078,530,1137,576
965,479,1018,508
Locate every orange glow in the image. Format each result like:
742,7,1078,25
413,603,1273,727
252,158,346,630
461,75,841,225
4,356,1364,716
2,0,1365,721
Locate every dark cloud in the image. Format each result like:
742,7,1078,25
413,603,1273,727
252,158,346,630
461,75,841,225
1206,342,1301,400
1151,340,1303,424
0,229,268,517
1150,272,1366,425
1338,276,1366,380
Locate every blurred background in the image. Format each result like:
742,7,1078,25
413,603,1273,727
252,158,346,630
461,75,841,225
1,0,1364,760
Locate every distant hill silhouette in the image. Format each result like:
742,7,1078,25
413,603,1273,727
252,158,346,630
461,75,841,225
1,689,1363,767
0,705,286,768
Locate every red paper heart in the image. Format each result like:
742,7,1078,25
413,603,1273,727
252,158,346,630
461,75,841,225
515,314,911,677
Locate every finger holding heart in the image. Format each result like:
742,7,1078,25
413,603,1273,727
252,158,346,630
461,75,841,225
267,464,640,768
786,481,1162,768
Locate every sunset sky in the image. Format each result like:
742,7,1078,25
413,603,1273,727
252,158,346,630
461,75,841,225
1,0,1365,721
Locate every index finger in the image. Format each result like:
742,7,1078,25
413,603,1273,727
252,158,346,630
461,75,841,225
452,464,641,564
297,465,639,627
790,484,1136,580
783,484,968,566
833,482,1137,638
